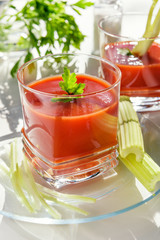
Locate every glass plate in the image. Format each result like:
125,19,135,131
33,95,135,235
0,114,160,225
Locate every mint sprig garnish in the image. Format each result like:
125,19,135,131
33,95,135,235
51,67,85,103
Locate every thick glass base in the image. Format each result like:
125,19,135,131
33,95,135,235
130,97,160,112
40,157,118,189
22,134,119,189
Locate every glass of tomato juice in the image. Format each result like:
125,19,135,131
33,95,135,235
98,13,160,112
17,53,121,188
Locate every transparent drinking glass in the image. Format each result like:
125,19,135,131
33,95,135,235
98,13,160,112
17,53,121,188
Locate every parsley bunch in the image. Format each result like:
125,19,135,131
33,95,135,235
0,0,93,77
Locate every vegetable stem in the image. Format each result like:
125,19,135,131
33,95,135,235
23,155,62,219
118,96,160,192
10,140,35,212
118,96,144,162
119,153,160,192
6,139,96,218
132,0,160,57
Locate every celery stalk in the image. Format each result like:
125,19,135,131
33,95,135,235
119,153,160,191
23,155,62,219
132,0,160,57
118,96,144,162
23,155,93,217
40,192,89,216
8,139,96,218
10,140,35,212
37,183,96,204
118,96,160,191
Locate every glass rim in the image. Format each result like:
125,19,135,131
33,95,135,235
98,12,160,41
17,52,121,98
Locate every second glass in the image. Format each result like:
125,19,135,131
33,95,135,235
98,13,160,112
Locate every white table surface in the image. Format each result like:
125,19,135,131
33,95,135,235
0,0,160,239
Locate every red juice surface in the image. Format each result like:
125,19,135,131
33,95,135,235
22,74,118,166
104,41,160,97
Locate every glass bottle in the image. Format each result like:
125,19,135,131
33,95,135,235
93,0,122,55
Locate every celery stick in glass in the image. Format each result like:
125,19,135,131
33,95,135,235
132,0,160,57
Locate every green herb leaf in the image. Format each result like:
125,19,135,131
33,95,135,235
72,0,94,9
71,0,94,15
24,51,33,63
51,96,80,103
60,67,85,95
10,58,22,78
51,67,85,103
118,48,132,56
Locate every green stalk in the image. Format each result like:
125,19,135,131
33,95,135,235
37,183,96,204
132,0,160,57
10,140,61,218
40,192,89,216
8,140,96,218
118,96,144,162
119,153,160,191
23,155,92,217
118,96,160,191
23,155,62,219
19,170,42,211
10,140,35,212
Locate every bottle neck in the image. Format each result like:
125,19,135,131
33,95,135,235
94,0,122,8
97,0,120,4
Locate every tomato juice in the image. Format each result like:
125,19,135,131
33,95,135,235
21,74,119,173
104,41,160,97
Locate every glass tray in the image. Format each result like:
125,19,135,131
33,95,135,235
0,114,160,225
